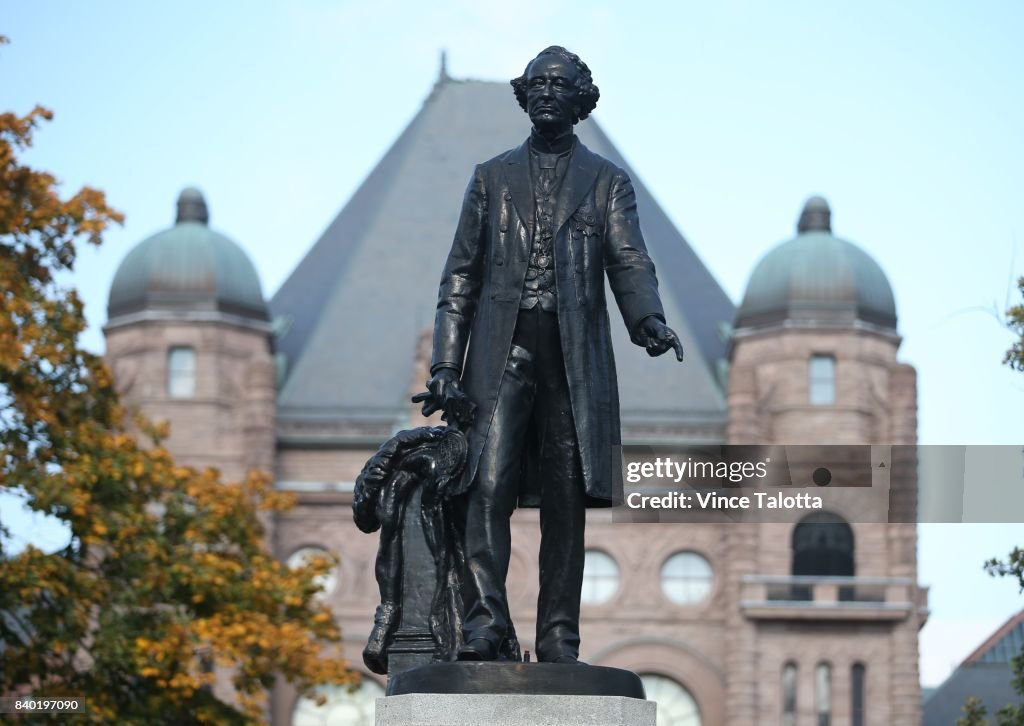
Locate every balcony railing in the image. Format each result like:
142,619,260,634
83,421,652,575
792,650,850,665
739,575,927,622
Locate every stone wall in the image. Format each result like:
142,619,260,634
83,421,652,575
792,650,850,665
105,317,275,481
727,324,923,726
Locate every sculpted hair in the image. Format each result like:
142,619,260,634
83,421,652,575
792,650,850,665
510,46,600,122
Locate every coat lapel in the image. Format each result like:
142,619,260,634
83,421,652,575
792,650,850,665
553,139,602,234
502,141,533,231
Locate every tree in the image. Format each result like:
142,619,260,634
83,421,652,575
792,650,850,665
0,36,356,723
962,549,1024,726
958,696,989,726
959,282,1024,724
1005,276,1024,372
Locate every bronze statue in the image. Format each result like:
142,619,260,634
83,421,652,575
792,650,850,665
416,45,684,665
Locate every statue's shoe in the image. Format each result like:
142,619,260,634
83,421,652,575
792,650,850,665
363,601,399,674
457,638,499,661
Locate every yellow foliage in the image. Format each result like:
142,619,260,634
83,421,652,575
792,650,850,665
0,64,357,724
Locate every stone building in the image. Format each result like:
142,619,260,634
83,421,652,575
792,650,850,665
104,67,927,725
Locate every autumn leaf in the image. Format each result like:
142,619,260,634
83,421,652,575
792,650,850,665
0,45,356,724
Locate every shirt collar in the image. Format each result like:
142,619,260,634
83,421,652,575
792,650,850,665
529,127,575,156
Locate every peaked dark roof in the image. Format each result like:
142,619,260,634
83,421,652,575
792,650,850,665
923,611,1024,726
963,611,1024,666
270,77,734,434
923,664,1023,725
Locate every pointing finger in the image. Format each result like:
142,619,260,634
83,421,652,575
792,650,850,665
671,336,684,362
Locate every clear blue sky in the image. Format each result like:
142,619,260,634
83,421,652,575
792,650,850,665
2,0,1023,688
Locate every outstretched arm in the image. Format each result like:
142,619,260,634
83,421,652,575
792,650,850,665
603,170,683,361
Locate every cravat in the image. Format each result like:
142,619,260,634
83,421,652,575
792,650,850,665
537,162,557,199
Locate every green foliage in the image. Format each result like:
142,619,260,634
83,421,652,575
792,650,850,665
960,675,1024,726
955,279,1024,723
959,552,1024,724
958,271,1024,723
959,696,989,726
986,548,1024,594
1005,277,1024,372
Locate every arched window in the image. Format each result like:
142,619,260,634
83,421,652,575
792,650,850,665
292,678,383,725
815,662,832,726
851,662,866,726
167,346,196,398
792,512,854,577
809,354,836,405
781,662,797,726
581,550,619,604
639,674,701,726
287,546,339,598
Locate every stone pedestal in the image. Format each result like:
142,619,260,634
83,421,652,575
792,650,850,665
375,693,656,726
378,662,655,725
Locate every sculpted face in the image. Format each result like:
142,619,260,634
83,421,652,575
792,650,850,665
525,53,581,131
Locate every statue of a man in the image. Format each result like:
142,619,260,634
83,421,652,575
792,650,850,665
417,46,684,664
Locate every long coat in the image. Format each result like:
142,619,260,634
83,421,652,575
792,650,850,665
430,137,666,506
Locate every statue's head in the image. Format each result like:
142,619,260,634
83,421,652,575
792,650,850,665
511,46,600,128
